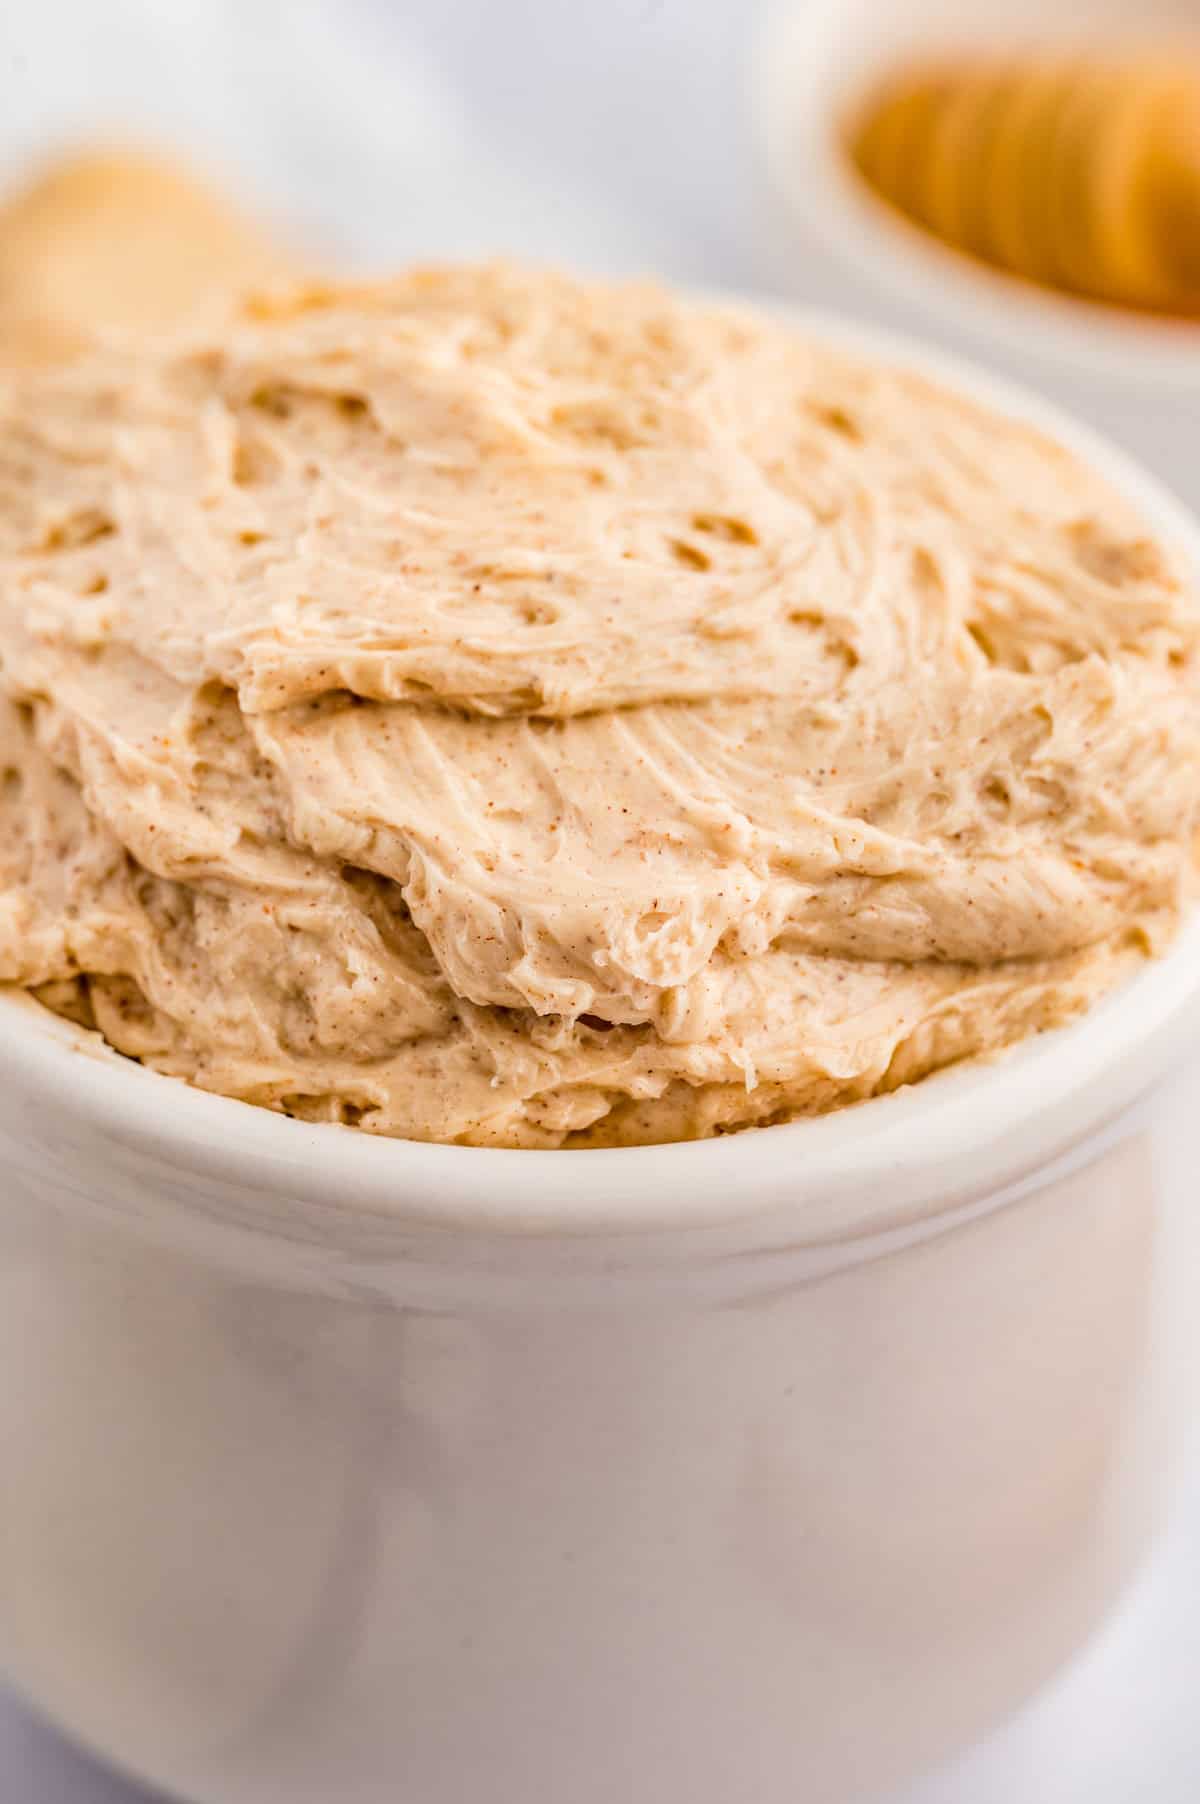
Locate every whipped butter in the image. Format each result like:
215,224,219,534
1,266,1197,1146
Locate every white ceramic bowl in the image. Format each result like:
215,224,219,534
2,316,1200,1804
750,0,1200,398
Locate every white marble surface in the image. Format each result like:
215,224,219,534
1,0,1198,1797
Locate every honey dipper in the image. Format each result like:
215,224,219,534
847,51,1200,317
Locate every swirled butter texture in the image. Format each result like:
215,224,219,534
1,267,1198,1147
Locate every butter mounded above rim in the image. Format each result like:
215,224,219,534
1,265,1198,1149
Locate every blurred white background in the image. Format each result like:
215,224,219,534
1,1,1197,1799
0,0,758,281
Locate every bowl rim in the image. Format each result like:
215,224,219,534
749,0,1200,391
3,304,1200,1246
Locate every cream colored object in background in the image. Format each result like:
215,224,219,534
0,147,288,364
1,323,1199,1804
